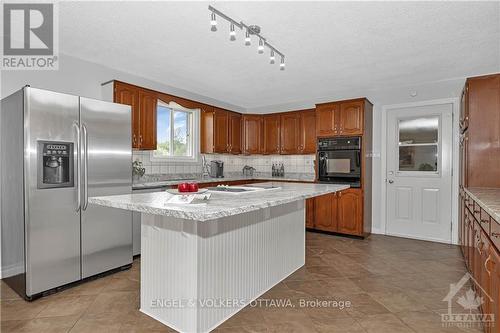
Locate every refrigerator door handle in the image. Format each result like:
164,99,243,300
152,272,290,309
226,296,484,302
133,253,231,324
82,124,89,211
74,122,81,212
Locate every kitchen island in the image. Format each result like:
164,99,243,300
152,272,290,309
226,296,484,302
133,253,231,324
90,182,348,333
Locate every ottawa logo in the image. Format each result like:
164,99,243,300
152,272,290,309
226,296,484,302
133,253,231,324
442,272,494,329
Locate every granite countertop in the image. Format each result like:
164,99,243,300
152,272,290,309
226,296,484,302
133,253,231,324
132,172,316,190
90,182,348,222
464,188,500,224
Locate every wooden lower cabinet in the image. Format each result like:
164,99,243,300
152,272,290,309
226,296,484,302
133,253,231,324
487,247,500,333
305,198,315,228
313,193,337,232
459,190,500,332
337,189,362,235
307,188,364,237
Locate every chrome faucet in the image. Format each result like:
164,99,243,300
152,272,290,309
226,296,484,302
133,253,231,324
242,165,256,176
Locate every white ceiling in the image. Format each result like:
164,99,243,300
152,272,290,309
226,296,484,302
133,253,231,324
60,1,500,111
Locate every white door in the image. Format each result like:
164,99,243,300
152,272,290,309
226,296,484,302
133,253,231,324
386,103,453,243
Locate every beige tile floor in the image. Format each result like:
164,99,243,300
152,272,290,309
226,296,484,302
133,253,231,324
0,232,485,332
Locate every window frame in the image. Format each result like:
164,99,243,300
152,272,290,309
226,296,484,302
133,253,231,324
150,100,200,163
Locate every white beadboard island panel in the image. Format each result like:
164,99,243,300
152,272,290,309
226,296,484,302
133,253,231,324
140,201,305,332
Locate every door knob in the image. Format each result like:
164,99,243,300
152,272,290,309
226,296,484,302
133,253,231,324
388,179,394,184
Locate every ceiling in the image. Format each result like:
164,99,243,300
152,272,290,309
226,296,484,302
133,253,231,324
60,1,500,111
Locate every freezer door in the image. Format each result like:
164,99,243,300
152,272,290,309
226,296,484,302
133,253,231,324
25,88,81,296
80,97,132,278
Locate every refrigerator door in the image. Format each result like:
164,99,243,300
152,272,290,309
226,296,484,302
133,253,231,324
80,97,132,278
25,88,81,296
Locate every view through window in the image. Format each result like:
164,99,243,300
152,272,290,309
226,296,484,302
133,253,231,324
154,101,194,159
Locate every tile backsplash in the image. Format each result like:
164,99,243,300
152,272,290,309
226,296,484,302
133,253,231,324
132,151,316,175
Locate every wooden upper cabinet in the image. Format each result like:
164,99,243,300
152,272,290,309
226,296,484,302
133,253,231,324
339,101,363,135
316,99,368,137
138,90,157,150
242,115,262,154
337,189,362,235
315,103,338,136
262,114,281,154
280,112,300,154
228,112,242,154
114,82,140,148
213,108,229,153
114,81,157,150
314,193,337,232
465,74,500,187
200,107,215,153
299,109,316,153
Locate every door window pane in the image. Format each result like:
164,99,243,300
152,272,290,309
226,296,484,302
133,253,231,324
398,116,439,172
399,117,438,144
156,106,171,156
173,111,188,156
399,145,438,172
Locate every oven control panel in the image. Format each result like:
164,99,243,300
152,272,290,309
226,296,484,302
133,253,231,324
318,137,361,150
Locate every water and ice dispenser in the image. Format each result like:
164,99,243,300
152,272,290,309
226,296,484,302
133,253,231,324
37,141,74,189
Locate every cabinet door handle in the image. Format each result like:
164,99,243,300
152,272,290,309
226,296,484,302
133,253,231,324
485,254,492,276
492,232,500,238
139,135,143,145
133,134,137,145
481,219,489,224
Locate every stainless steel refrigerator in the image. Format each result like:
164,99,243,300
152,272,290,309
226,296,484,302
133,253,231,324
1,86,132,300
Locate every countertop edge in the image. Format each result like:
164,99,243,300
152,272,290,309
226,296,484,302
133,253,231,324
463,188,500,224
90,184,349,222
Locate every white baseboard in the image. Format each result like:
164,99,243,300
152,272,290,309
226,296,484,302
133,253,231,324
1,263,24,279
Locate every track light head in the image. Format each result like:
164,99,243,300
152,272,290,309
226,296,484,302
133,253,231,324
258,38,264,54
229,23,236,41
280,56,285,70
210,12,217,32
245,30,251,46
270,50,275,64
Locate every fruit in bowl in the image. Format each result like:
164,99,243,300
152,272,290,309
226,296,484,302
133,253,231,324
188,183,199,192
178,183,190,192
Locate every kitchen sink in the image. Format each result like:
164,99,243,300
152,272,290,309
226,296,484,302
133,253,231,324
207,185,280,195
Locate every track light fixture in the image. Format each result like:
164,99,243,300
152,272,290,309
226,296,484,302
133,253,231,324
208,5,286,71
210,12,217,32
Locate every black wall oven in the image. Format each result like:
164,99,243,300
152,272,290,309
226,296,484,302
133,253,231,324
317,137,361,187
